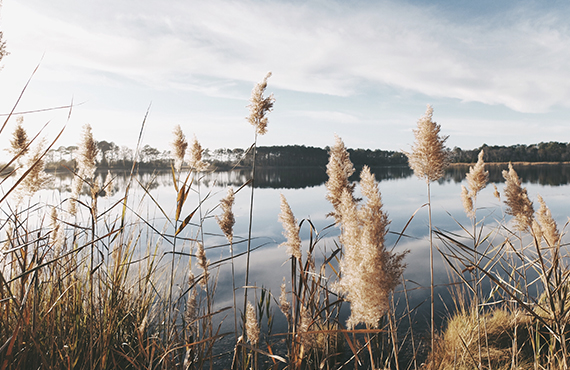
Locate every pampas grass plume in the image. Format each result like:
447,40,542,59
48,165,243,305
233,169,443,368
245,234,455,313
461,150,488,218
196,242,209,287
172,124,188,172
19,139,50,199
216,187,235,244
334,166,405,328
247,72,275,136
278,194,302,260
404,105,449,183
189,135,208,172
279,277,291,323
493,183,501,200
9,116,28,158
69,124,98,215
466,150,489,198
325,135,355,223
245,301,260,345
502,163,534,231
461,185,474,218
77,124,98,180
536,194,560,247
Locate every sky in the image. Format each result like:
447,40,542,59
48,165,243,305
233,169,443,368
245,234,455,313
1,0,570,156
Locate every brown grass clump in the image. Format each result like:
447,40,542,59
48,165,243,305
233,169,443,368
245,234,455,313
430,307,534,370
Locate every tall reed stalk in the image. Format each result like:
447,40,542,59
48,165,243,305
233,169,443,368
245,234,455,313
404,105,449,363
243,72,274,339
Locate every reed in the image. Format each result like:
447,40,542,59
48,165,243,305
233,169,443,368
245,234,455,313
404,104,449,362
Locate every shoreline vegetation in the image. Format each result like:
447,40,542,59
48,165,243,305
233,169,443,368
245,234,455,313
3,71,570,370
16,141,570,173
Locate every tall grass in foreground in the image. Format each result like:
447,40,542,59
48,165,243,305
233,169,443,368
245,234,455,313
3,69,570,370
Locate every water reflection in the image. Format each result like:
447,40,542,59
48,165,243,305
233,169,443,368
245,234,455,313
445,163,570,186
44,164,570,195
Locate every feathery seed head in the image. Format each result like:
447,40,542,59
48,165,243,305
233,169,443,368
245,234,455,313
460,151,487,219
188,135,208,172
358,166,390,251
299,305,315,348
9,116,28,158
50,207,64,255
461,185,474,218
247,72,274,136
325,135,355,223
279,278,291,323
78,124,98,180
196,242,209,287
502,163,534,231
536,194,559,247
216,187,235,244
18,139,51,200
69,175,82,216
245,301,260,345
466,150,489,198
171,125,188,172
185,270,198,328
404,105,449,183
278,194,302,260
493,184,501,200
334,168,405,328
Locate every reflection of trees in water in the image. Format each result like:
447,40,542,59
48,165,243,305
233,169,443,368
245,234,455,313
44,164,570,192
444,164,570,186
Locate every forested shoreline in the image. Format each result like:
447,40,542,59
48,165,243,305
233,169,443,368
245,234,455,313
41,141,570,171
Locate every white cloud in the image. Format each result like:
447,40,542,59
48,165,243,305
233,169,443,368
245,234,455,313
3,0,570,137
290,110,360,124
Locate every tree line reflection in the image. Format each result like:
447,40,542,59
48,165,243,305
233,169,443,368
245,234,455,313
44,164,570,193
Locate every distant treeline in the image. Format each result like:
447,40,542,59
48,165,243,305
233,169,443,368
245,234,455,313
450,142,570,163
211,145,409,169
43,141,570,172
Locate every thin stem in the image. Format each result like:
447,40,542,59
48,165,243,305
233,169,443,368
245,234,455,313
402,274,418,370
167,173,180,341
230,239,238,343
243,134,257,331
427,180,434,364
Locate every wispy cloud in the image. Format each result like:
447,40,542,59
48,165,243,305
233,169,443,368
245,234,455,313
3,0,570,121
